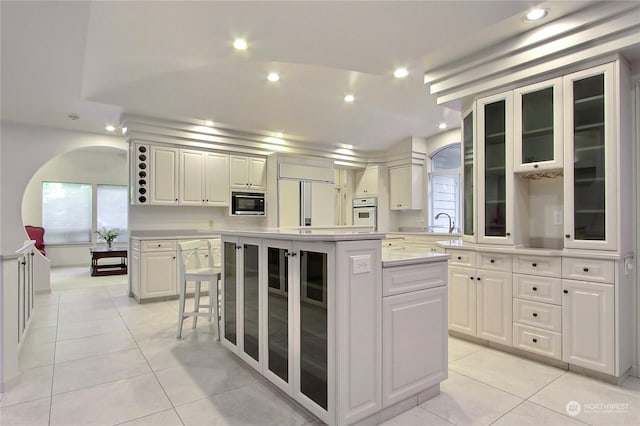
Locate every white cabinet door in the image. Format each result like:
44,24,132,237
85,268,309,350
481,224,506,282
205,152,230,205
562,279,614,374
461,105,477,243
389,165,422,210
448,267,476,336
476,270,512,345
230,155,266,190
149,146,179,205
230,155,250,189
562,63,617,251
130,248,141,298
248,157,266,190
311,182,336,226
383,286,447,408
179,149,205,205
513,77,563,173
477,92,514,245
141,251,177,298
355,166,378,196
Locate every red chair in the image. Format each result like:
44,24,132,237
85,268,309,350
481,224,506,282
25,225,46,256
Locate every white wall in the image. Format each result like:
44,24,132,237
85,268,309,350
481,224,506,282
0,122,127,255
396,128,461,230
128,205,265,232
21,148,129,267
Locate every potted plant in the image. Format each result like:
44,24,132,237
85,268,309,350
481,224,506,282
97,227,120,249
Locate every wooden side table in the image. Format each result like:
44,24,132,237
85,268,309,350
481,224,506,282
89,247,128,276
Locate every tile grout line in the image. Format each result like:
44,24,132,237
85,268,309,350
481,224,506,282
47,292,61,426
523,371,595,426
112,289,187,426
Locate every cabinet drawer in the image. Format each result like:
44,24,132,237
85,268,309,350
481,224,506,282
513,274,562,305
513,323,562,360
383,262,447,297
477,252,512,272
513,255,561,277
562,258,615,284
513,299,561,332
447,250,476,268
141,240,177,252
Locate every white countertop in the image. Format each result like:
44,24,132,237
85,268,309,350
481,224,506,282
220,229,385,241
437,239,633,260
130,230,221,240
382,249,449,267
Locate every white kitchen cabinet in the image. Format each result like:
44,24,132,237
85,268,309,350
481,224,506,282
476,270,512,345
140,250,178,298
448,267,477,336
447,249,512,346
355,165,378,196
383,286,447,408
513,77,563,173
220,237,263,370
230,155,266,190
461,106,477,243
389,164,422,210
180,150,230,206
149,145,179,205
179,149,206,205
205,152,230,205
477,92,515,245
563,63,617,251
562,279,614,374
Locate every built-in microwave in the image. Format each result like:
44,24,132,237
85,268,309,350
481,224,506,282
230,191,266,216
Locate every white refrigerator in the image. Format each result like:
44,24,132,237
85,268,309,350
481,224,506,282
278,180,336,227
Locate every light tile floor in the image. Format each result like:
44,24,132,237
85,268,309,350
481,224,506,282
0,267,638,426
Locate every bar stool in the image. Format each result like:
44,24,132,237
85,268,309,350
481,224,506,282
177,239,221,339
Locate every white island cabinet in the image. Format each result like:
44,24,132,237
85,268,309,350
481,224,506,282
220,230,449,425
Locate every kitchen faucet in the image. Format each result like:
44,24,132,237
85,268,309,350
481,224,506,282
435,212,455,234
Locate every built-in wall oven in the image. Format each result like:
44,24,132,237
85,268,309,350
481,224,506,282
231,191,266,216
352,197,377,229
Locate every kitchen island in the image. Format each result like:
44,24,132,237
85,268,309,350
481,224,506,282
220,229,449,425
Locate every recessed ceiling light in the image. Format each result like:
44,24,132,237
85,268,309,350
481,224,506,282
105,125,116,132
275,132,283,138
205,120,214,127
524,8,548,22
267,73,280,82
438,123,447,130
394,68,409,78
233,39,248,50
344,94,355,103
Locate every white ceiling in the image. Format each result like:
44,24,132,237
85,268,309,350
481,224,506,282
1,1,622,151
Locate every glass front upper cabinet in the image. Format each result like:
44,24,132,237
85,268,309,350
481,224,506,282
462,106,476,242
513,78,563,173
477,92,514,245
563,64,615,250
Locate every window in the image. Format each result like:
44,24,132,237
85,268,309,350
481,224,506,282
97,185,128,242
42,182,92,243
429,144,461,232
